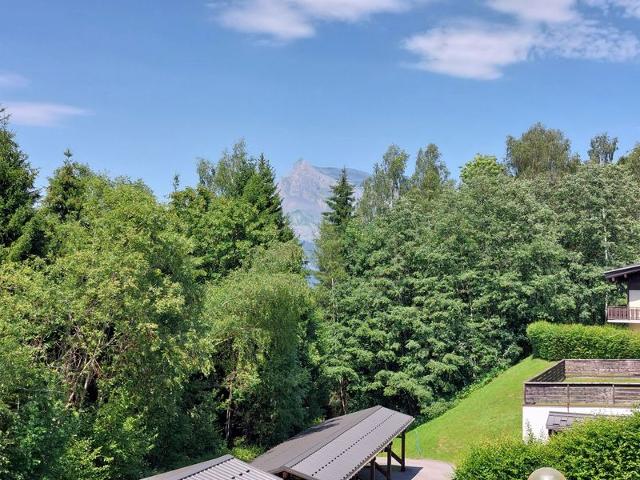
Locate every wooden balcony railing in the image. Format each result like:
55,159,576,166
607,306,640,322
524,360,640,407
524,382,640,406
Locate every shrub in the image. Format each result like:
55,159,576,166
551,414,640,480
454,414,640,480
454,440,548,480
527,321,640,360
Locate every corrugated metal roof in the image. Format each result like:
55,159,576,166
141,455,280,480
546,412,596,432
252,406,414,480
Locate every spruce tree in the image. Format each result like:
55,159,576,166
243,154,293,241
44,150,92,220
323,167,355,228
316,168,355,290
0,108,38,249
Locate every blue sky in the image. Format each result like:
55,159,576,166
2,0,640,198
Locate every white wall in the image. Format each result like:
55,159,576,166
629,289,640,307
629,290,640,330
522,406,634,441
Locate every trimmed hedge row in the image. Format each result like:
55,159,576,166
527,321,640,360
454,414,640,480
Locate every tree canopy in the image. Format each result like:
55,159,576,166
0,109,38,253
3,116,640,479
506,122,580,178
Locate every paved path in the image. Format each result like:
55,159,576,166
357,459,454,480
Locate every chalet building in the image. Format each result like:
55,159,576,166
604,263,640,329
521,265,640,440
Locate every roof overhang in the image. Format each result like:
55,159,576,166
603,263,640,281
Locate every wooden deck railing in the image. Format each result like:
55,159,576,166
524,382,640,406
524,360,640,407
607,306,640,321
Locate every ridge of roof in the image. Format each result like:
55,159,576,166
252,406,383,473
283,405,384,468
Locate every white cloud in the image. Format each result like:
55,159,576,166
0,73,29,89
405,0,640,80
3,102,89,127
584,0,640,18
294,0,410,21
404,22,537,79
540,19,640,60
213,0,413,40
488,0,579,23
218,0,314,40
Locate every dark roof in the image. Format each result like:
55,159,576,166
141,455,279,480
546,412,596,432
604,263,640,281
251,406,413,480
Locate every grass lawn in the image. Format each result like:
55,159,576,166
397,356,552,465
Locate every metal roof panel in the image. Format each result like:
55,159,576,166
252,406,413,480
141,455,279,480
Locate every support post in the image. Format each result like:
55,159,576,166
401,431,406,472
386,445,392,479
370,458,375,480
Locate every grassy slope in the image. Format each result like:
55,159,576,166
400,356,552,465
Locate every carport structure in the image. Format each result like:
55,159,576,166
252,406,414,480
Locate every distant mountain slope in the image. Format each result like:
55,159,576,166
278,160,368,245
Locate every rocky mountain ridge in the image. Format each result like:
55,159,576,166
278,159,368,249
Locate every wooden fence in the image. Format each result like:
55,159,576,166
524,360,640,407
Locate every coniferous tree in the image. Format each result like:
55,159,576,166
243,154,293,241
323,167,355,228
0,108,38,250
44,150,93,220
316,169,356,311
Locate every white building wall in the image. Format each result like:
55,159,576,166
629,290,640,331
522,406,634,441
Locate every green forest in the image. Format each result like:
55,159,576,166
2,106,640,479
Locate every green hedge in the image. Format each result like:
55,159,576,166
454,414,640,480
527,321,640,360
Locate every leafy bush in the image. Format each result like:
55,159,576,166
454,414,640,480
527,321,640,360
454,440,548,480
553,414,640,479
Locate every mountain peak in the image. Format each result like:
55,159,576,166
291,158,314,171
278,162,368,244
